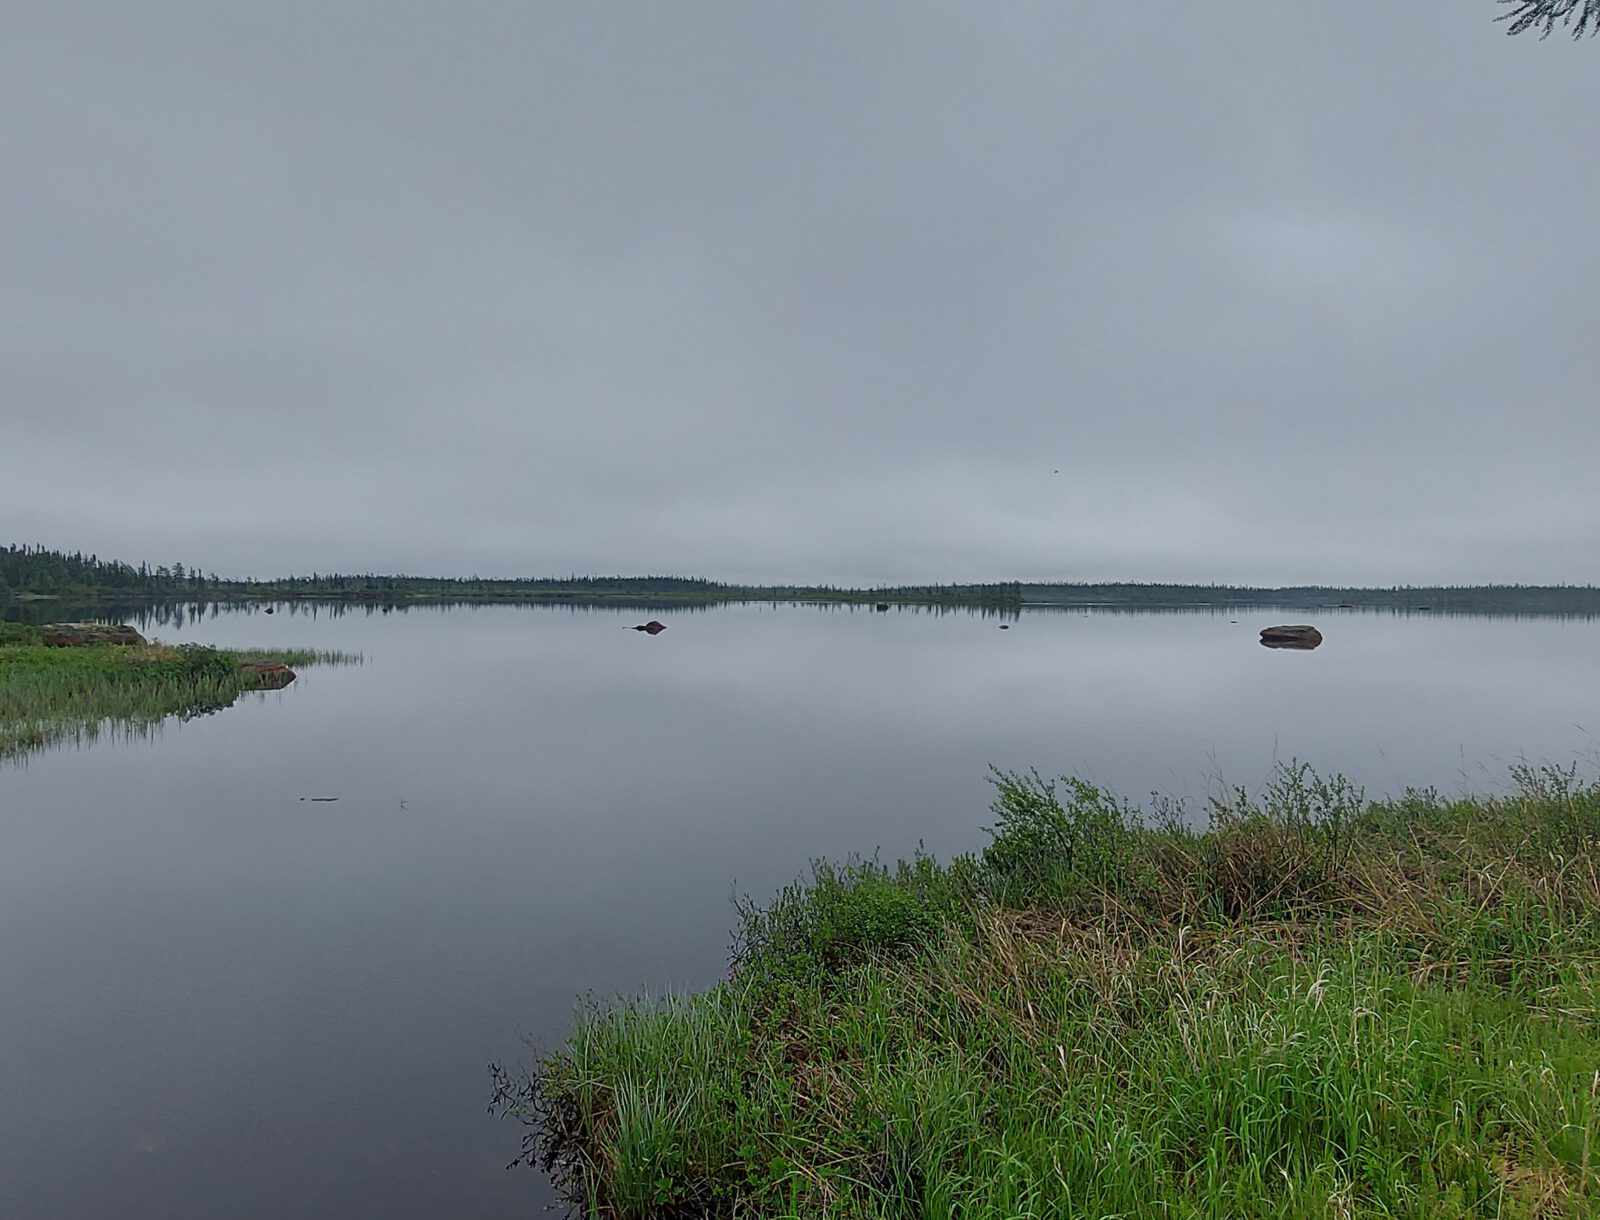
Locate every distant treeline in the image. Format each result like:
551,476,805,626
0,546,1021,607
6,546,1598,616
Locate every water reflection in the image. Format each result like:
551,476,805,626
1,603,1598,1218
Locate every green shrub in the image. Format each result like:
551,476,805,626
174,643,240,682
0,622,40,646
1510,760,1600,852
732,854,960,985
1201,761,1367,918
979,768,1140,907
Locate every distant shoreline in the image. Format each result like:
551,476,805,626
7,547,1600,616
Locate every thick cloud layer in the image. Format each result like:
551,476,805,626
2,3,1595,585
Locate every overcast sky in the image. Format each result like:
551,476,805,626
2,3,1595,586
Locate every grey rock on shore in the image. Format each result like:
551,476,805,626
40,623,147,647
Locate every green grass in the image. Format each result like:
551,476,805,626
497,762,1600,1218
0,639,360,761
224,647,363,668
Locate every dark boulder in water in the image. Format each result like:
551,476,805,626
631,621,667,635
875,603,890,612
1260,624,1323,650
40,623,147,647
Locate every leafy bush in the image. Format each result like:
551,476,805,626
0,622,40,646
1201,762,1366,918
174,643,239,682
732,854,963,985
1510,760,1600,852
979,768,1141,907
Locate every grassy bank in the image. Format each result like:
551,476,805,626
498,764,1600,1218
0,624,359,761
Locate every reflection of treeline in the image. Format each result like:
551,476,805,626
1023,582,1600,615
0,546,1023,607
71,599,1023,633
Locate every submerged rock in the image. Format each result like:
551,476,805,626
1260,624,1323,650
40,623,146,647
631,621,667,635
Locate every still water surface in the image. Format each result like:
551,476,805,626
2,603,1597,1217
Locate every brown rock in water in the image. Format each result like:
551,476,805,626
240,661,296,689
40,623,147,647
1260,624,1323,650
875,603,890,612
631,621,667,635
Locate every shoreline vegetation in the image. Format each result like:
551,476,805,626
7,545,1600,617
495,764,1600,1218
0,622,358,762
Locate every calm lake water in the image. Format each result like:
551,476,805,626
3,602,1598,1218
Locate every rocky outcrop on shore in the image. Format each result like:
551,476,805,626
239,661,296,690
40,623,147,647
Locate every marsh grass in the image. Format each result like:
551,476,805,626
225,647,363,668
0,641,361,761
498,763,1600,1218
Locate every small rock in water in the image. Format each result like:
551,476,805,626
631,621,667,635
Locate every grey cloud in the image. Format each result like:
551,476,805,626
2,2,1595,584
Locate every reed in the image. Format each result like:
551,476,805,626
0,641,360,762
226,647,363,667
498,763,1600,1218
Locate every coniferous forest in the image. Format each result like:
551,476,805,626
4,544,1599,615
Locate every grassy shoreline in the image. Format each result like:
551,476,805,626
0,625,358,761
498,764,1600,1218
